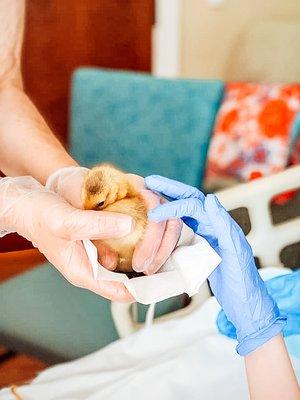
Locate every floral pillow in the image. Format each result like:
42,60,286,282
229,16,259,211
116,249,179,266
205,83,300,192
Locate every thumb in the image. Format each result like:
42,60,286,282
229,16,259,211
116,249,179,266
52,239,134,302
59,208,133,240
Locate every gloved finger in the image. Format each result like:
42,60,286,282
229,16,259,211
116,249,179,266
204,194,244,240
145,175,205,201
93,240,118,271
57,208,133,241
46,166,89,209
131,189,166,273
144,217,182,275
87,279,134,302
148,198,204,222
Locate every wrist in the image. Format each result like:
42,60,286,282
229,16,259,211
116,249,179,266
215,263,287,357
46,166,86,190
46,166,89,209
0,176,44,237
37,152,79,185
237,316,286,356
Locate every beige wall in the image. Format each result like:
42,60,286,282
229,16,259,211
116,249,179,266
180,0,300,82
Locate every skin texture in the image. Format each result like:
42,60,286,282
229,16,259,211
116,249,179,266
245,335,300,400
0,0,181,301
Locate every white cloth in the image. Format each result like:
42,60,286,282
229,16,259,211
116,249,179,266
83,224,221,304
1,276,299,400
0,299,246,400
2,303,299,400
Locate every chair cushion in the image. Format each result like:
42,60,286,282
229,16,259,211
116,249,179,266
71,68,224,186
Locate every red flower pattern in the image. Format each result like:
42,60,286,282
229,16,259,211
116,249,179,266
206,83,300,183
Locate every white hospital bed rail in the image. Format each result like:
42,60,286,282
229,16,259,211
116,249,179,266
111,166,300,338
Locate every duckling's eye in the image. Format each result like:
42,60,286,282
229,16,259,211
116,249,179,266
97,201,105,208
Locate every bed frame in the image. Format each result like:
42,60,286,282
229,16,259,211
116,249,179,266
111,166,300,337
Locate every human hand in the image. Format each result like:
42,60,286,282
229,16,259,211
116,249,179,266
0,176,134,302
47,167,182,275
145,175,286,356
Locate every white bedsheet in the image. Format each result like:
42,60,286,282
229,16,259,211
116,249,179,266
1,294,299,400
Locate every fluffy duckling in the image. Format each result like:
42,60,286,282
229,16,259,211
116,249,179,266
82,163,148,273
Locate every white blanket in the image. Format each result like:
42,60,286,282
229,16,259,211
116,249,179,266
1,295,299,400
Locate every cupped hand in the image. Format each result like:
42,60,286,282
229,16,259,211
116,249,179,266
0,176,134,302
47,167,182,276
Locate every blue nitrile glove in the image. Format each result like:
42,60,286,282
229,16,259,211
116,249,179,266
217,270,300,339
145,175,286,356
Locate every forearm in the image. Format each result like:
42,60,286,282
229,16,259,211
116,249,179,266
0,0,77,184
245,335,300,400
0,85,77,184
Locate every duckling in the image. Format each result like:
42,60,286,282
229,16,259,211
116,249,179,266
82,163,148,273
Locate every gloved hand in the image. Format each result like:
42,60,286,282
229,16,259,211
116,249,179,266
217,270,300,339
46,167,182,274
145,175,286,356
0,176,134,302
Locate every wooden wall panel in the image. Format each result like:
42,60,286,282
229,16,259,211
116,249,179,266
1,0,153,254
22,0,154,144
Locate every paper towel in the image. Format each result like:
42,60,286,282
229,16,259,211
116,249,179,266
83,225,221,304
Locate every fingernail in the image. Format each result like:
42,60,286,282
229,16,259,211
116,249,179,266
132,258,152,273
144,262,161,275
132,264,144,273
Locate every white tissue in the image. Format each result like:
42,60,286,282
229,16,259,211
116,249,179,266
83,225,221,305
